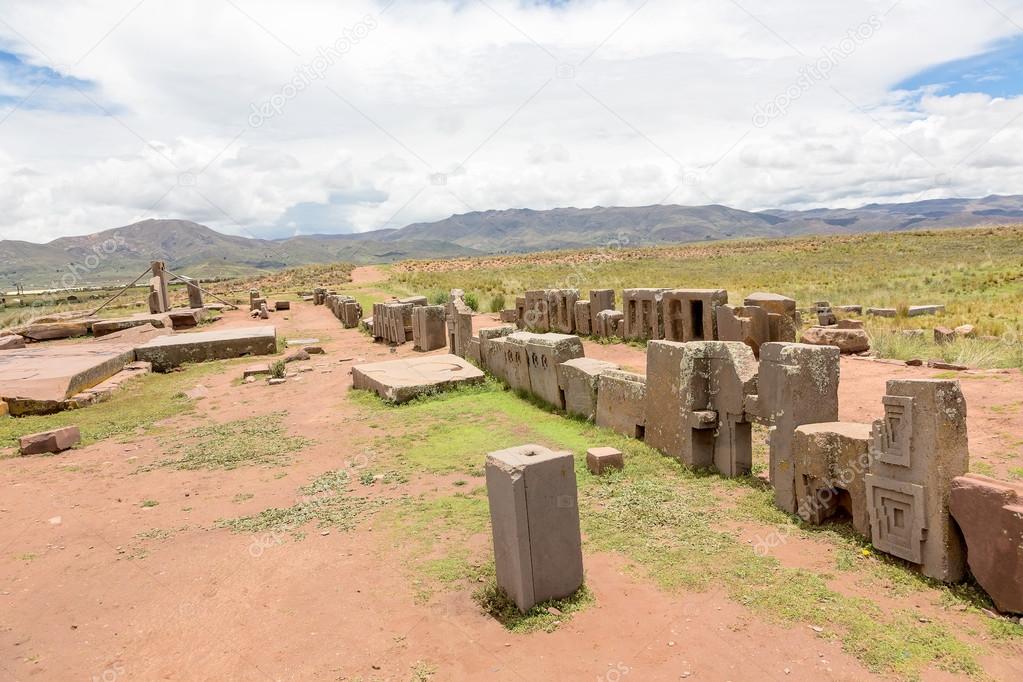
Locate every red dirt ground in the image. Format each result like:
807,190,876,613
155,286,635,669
1,302,1020,681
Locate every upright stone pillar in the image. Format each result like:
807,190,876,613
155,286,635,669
486,444,583,613
750,343,840,514
148,261,170,314
864,379,968,582
184,277,203,309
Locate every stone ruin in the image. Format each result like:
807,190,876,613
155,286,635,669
445,300,1020,612
148,261,171,314
446,290,474,358
324,294,363,329
517,289,616,335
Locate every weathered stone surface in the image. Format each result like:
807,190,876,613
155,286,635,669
135,326,278,372
515,296,527,330
500,309,518,324
954,324,976,338
285,349,310,363
662,289,728,342
352,354,485,403
92,314,171,337
716,304,770,356
594,309,624,339
181,276,203,309
0,334,26,350
446,292,474,357
586,447,624,475
522,290,550,332
622,289,668,341
412,305,447,352
588,289,615,332
18,321,91,341
168,308,207,330
547,290,579,334
0,344,136,415
524,334,584,409
908,305,945,317
865,379,969,582
744,292,796,319
557,358,618,421
574,300,592,336
595,370,646,439
836,319,864,330
503,333,536,393
148,261,171,314
867,307,897,318
750,343,841,514
645,341,757,475
467,337,482,366
793,422,872,538
478,326,515,374
274,300,291,310
934,327,956,345
800,326,870,353
486,444,583,613
19,426,81,455
835,305,863,314
949,474,1023,614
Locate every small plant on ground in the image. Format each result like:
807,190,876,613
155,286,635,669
463,291,479,311
269,359,287,379
488,293,505,312
473,579,594,633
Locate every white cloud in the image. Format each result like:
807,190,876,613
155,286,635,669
0,0,1022,242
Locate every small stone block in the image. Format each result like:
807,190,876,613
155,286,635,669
586,447,624,475
19,426,81,455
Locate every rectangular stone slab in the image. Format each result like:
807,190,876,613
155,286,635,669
92,314,171,337
135,326,277,372
0,344,136,415
351,354,485,403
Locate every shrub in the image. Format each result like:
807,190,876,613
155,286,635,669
429,290,448,305
269,359,287,379
489,293,506,312
463,292,480,311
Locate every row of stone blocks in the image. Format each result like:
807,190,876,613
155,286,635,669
366,296,445,353
323,294,363,329
507,288,799,355
464,326,1022,614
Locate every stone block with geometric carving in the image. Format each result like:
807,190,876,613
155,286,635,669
524,333,584,409
478,326,516,373
716,304,771,356
864,379,969,582
622,288,668,341
645,341,758,476
589,289,616,332
523,290,550,332
793,422,872,538
547,289,579,334
662,289,728,342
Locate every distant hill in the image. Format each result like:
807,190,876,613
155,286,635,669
3,194,1022,288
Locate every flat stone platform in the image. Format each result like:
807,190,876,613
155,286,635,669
134,326,278,371
352,354,485,403
0,344,136,415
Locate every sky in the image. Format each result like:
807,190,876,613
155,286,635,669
1,0,1023,242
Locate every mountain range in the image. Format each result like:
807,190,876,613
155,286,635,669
3,195,1022,289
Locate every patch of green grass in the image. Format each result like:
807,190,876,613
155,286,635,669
232,493,255,503
147,412,311,471
1008,466,1023,481
269,359,287,379
217,468,382,539
473,579,594,633
988,618,1023,640
0,361,227,449
134,528,171,540
970,461,995,476
140,499,159,508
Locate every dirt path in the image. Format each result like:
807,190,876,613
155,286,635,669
1,306,1020,680
350,265,388,285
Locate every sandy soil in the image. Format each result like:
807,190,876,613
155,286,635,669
1,305,1021,681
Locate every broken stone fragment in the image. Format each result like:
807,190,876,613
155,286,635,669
933,326,956,345
799,327,870,354
19,426,81,455
284,350,311,363
0,334,27,350
586,447,624,475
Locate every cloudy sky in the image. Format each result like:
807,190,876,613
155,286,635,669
1,0,1022,242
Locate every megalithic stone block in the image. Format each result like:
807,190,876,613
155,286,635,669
595,370,646,440
478,325,516,372
662,289,728,342
622,289,668,341
589,289,616,332
557,358,619,421
865,379,969,582
792,422,873,538
503,332,535,393
183,277,204,309
716,304,770,356
949,474,1023,614
574,300,592,336
486,444,584,613
524,333,585,409
523,290,550,332
645,341,757,475
547,289,579,334
412,305,448,351
752,343,840,514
